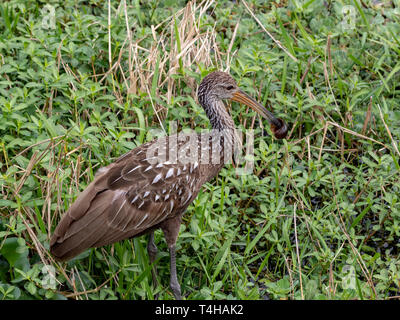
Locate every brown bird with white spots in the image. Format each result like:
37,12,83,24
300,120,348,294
50,71,288,299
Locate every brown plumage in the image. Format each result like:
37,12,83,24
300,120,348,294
50,71,288,299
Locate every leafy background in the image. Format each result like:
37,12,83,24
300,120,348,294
0,0,399,299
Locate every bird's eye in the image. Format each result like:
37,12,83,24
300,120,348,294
226,85,234,90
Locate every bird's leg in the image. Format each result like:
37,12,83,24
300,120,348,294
147,231,159,289
169,245,182,300
160,216,183,300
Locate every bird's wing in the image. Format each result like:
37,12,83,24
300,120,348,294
50,137,201,261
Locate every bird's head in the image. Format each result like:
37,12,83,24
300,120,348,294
198,71,288,139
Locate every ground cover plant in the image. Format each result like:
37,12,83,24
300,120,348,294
0,0,399,300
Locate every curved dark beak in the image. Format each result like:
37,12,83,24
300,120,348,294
231,89,288,139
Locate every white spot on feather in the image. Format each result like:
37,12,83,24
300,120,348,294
111,175,124,185
165,168,174,179
127,165,141,175
131,194,139,204
152,173,162,184
183,193,192,205
109,198,127,225
135,213,148,228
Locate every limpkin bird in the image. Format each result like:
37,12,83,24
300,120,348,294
50,71,288,299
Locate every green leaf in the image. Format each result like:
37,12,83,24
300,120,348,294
0,237,30,272
211,236,233,282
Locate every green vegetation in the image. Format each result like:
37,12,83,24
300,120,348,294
1,0,399,300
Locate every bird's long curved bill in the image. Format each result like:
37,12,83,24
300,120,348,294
231,90,281,128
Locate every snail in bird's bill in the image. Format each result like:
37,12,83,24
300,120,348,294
271,118,288,139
